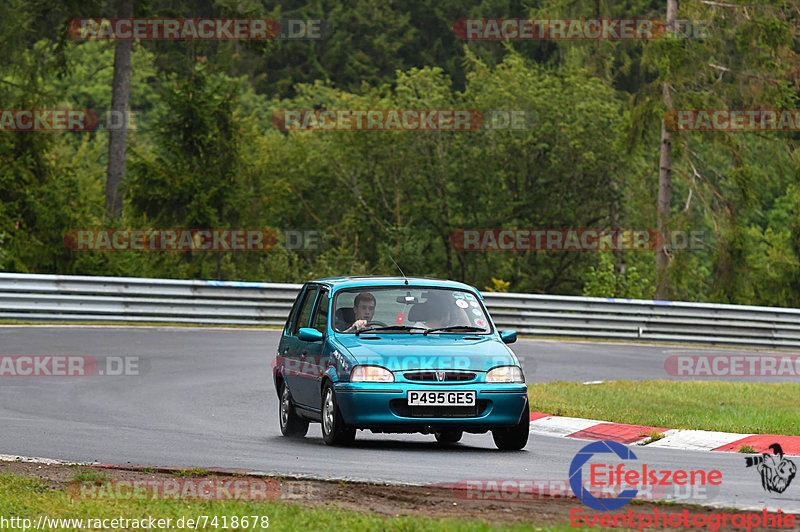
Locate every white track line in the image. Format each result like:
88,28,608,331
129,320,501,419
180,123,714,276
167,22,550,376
529,415,604,437
637,430,754,452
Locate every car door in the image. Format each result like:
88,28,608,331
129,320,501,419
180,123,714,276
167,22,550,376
283,285,318,407
277,287,302,387
298,288,330,409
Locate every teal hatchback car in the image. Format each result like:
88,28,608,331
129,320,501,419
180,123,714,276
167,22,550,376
273,276,529,449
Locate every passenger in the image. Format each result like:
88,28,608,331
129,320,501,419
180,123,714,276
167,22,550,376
410,297,453,330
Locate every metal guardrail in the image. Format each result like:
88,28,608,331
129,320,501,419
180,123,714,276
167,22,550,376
1,272,798,349
0,273,302,326
483,293,800,349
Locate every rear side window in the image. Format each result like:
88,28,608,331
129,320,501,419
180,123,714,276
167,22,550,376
311,290,330,333
284,289,304,334
292,286,319,335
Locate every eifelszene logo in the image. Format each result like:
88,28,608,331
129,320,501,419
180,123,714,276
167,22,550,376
570,440,639,511
745,443,797,494
569,440,722,511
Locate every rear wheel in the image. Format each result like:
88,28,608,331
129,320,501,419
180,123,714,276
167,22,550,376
279,383,309,438
434,430,463,445
492,400,529,450
321,382,355,446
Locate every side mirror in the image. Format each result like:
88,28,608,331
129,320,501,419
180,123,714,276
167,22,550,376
500,330,517,344
298,327,324,342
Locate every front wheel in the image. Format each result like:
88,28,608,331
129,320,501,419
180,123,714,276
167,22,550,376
321,382,356,446
279,383,309,438
492,400,529,450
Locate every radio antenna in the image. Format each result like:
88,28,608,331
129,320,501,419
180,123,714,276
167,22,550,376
388,254,408,285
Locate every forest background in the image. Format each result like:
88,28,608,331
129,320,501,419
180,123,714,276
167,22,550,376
1,0,799,305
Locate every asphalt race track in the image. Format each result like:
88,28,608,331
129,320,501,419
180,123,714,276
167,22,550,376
0,326,797,513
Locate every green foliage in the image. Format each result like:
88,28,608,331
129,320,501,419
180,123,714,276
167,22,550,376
71,469,108,483
1,0,800,307
638,431,666,446
583,253,651,299
125,68,245,279
485,278,511,293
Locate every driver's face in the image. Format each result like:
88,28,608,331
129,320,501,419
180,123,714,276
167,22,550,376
354,301,375,321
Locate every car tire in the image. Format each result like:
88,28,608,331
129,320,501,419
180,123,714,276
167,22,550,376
279,383,309,438
321,381,355,446
434,430,463,445
492,399,529,450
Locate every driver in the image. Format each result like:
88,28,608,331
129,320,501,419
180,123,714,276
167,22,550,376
342,292,376,333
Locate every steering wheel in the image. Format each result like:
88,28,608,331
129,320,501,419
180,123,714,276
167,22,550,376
365,320,389,328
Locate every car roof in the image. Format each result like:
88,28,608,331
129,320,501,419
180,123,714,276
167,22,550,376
306,275,482,296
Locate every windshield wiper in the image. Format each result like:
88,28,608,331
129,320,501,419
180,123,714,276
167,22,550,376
356,325,428,336
424,325,486,335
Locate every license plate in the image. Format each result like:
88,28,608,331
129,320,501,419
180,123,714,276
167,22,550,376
407,390,476,406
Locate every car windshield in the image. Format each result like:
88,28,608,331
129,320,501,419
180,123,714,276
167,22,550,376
332,286,491,334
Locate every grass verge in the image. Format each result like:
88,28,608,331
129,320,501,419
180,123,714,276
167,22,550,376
0,473,582,532
527,380,800,435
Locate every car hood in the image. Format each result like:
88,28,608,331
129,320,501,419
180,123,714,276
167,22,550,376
333,334,517,372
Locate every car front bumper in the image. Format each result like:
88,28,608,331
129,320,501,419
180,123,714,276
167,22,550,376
334,382,528,429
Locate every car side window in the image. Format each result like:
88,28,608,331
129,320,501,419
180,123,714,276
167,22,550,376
311,290,330,334
284,288,305,335
292,286,319,335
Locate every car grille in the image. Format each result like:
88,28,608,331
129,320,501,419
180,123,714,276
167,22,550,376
390,399,489,418
403,371,476,382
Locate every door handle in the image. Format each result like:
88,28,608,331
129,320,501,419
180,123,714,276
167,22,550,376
301,349,308,356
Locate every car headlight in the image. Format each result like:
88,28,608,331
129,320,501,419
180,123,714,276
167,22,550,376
350,365,394,382
486,366,524,383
